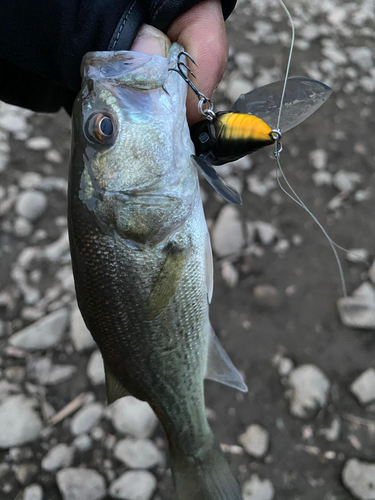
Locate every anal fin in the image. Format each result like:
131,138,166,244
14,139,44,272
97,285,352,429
104,360,130,404
205,327,248,392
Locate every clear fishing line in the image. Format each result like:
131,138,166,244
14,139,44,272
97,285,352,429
274,0,350,297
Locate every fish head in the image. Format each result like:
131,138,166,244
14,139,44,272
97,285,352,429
70,44,198,247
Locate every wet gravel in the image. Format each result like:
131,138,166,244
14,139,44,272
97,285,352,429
1,1,375,499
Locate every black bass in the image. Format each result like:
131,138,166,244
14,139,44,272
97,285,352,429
68,40,247,500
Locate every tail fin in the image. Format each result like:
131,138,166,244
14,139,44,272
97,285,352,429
170,439,243,500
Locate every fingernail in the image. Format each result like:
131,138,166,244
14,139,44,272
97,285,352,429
131,24,171,57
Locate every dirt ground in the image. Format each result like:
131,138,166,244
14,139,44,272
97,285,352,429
1,1,375,499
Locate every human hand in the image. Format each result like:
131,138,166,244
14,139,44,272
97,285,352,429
131,0,228,126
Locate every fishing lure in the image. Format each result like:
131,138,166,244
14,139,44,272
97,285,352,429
170,52,332,205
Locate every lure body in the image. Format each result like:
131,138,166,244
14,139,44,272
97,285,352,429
187,76,332,204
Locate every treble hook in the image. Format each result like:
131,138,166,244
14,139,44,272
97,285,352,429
169,51,216,120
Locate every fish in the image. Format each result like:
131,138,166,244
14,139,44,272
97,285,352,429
189,76,332,205
68,40,248,500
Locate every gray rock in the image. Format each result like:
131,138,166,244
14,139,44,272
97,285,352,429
342,458,375,500
43,231,69,262
45,149,62,163
70,403,103,435
337,296,375,329
87,350,105,385
286,364,330,418
114,438,164,469
319,417,341,442
42,443,74,471
71,306,96,351
0,395,42,448
108,397,158,439
253,284,281,308
23,484,43,500
369,259,375,285
15,463,38,484
353,283,375,301
212,205,244,257
9,308,69,351
226,75,254,103
109,471,156,500
242,474,275,500
312,171,332,187
19,172,43,190
25,137,52,151
238,424,269,458
15,191,48,221
28,357,76,385
350,369,375,405
0,318,4,337
56,468,106,500
272,354,294,377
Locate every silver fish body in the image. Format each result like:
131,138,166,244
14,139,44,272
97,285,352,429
68,43,246,500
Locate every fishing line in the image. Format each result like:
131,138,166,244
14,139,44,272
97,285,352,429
274,0,351,297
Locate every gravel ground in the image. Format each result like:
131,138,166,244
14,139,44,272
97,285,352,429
1,1,375,499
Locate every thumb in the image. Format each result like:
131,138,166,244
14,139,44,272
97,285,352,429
131,24,171,57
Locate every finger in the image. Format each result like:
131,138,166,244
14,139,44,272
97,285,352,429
131,24,171,57
167,0,228,125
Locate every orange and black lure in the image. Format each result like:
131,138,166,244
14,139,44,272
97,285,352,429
169,51,332,205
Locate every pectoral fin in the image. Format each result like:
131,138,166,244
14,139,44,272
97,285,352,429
104,361,130,404
147,249,187,320
205,327,248,392
192,155,242,205
205,233,214,304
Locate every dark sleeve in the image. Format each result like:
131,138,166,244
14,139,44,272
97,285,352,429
0,0,236,114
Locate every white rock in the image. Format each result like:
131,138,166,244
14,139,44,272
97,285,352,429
70,403,103,435
312,171,332,187
319,417,341,442
347,46,374,71
346,248,369,263
0,395,42,448
309,149,327,170
369,259,375,284
28,357,76,385
353,283,375,301
342,459,375,500
256,221,277,246
333,170,362,193
235,52,254,77
109,471,156,500
243,474,275,500
226,76,254,103
15,191,48,221
350,369,375,405
286,364,330,418
45,149,62,163
43,231,69,261
87,350,105,385
41,443,74,471
14,217,33,237
71,306,96,351
23,484,43,500
221,260,239,287
273,354,294,377
114,438,164,469
73,434,92,452
108,397,158,439
337,296,375,329
56,468,106,500
238,424,269,458
212,206,244,257
19,172,43,190
9,308,69,350
26,137,52,151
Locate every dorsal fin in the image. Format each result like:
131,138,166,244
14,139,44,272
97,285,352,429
205,327,248,392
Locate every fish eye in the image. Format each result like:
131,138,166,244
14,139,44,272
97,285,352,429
87,113,116,145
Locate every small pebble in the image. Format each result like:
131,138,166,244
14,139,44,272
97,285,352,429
70,306,96,352
242,474,275,500
346,248,369,263
56,468,106,500
337,296,375,329
41,443,74,471
256,222,277,246
221,260,239,288
0,395,42,448
26,137,52,151
350,369,375,405
253,284,282,308
23,484,43,500
309,149,327,170
87,350,105,385
70,402,103,435
109,470,156,500
108,397,158,439
211,205,244,257
286,364,330,418
114,438,164,468
238,424,269,458
15,191,48,221
342,458,375,500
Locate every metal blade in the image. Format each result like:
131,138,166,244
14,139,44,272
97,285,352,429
232,76,332,133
